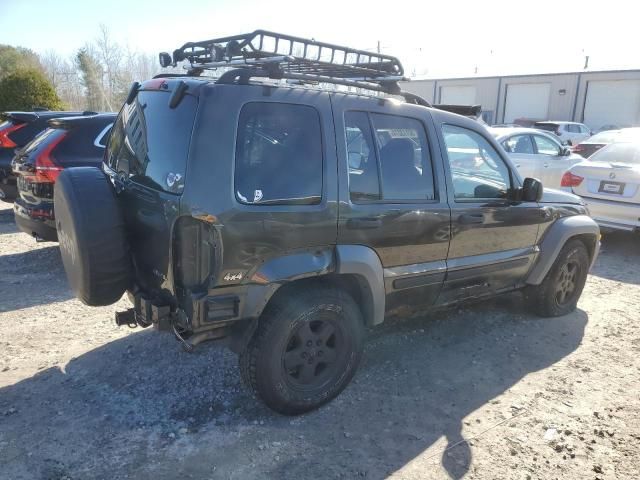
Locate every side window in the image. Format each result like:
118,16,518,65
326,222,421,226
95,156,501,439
235,102,322,205
344,111,435,203
442,124,512,200
370,113,435,201
580,125,590,134
345,111,380,202
502,134,534,154
533,135,561,156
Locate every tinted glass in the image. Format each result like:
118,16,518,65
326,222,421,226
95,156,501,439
590,143,640,165
345,111,380,202
371,113,434,201
107,90,197,194
503,134,534,154
235,102,322,205
442,124,511,200
533,135,561,155
534,123,558,132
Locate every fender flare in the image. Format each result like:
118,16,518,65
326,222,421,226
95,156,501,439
241,245,386,327
335,245,386,326
526,214,600,285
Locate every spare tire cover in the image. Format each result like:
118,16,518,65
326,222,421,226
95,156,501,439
54,167,130,306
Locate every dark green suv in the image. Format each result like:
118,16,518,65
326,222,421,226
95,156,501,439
54,31,600,415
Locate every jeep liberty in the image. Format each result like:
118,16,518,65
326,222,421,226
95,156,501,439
54,31,600,414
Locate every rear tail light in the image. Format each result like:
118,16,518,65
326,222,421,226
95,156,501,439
34,133,66,182
0,122,26,148
561,171,584,187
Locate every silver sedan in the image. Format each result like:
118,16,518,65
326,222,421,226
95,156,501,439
490,128,584,188
562,142,640,232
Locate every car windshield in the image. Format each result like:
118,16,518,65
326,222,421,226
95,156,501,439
590,142,640,165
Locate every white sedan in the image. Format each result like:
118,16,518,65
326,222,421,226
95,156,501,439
490,128,584,188
562,142,640,232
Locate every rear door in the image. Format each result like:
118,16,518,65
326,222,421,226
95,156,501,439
332,94,450,309
437,120,542,304
501,133,542,181
532,133,576,188
104,82,198,294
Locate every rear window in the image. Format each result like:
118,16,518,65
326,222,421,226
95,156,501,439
534,123,559,133
590,143,640,165
106,90,197,193
587,131,621,144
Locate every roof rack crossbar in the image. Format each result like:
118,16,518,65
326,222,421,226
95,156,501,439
214,67,433,107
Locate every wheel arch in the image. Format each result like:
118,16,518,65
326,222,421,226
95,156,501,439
526,214,600,285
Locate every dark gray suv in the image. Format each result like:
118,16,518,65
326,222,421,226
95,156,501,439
54,31,600,414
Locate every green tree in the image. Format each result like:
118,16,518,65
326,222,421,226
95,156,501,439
0,45,43,79
0,68,63,111
76,47,104,111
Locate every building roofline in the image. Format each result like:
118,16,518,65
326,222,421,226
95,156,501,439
404,68,640,83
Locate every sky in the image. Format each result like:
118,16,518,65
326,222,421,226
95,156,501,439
0,0,638,78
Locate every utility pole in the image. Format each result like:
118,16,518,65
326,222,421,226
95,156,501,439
377,41,380,54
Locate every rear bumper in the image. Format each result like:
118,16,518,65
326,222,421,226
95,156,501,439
582,196,640,232
13,199,57,241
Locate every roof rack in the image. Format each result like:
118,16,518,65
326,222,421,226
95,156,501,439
159,30,432,103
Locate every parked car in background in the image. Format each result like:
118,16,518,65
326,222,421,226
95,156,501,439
12,113,115,241
533,121,592,145
0,110,96,201
490,127,583,188
572,127,640,158
562,141,640,232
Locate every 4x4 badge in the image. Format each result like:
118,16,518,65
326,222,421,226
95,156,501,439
223,272,243,282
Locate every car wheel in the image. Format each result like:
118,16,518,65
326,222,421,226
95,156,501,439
525,239,589,317
239,285,364,415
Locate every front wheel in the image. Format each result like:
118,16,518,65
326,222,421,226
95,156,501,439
525,239,590,317
239,285,364,415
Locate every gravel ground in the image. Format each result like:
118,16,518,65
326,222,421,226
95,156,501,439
1,203,639,480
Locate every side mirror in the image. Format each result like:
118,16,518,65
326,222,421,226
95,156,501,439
159,52,173,68
522,177,543,202
560,146,571,156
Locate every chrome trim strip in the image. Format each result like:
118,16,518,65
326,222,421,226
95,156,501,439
93,123,113,148
446,246,539,272
384,259,447,278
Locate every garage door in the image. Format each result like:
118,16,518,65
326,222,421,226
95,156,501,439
439,85,476,105
583,80,640,131
503,83,550,123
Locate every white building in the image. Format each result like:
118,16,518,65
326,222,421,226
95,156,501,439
400,69,640,131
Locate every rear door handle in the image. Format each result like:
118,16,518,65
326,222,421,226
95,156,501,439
347,217,382,229
458,213,485,225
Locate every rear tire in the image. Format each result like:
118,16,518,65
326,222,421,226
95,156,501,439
525,239,589,317
54,167,130,306
239,285,364,415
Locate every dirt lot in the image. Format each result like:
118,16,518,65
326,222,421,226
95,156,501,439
1,203,639,480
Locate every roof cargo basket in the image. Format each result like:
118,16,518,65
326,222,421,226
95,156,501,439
157,31,492,112
158,30,425,99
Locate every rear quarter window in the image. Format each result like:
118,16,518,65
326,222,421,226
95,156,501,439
234,102,323,205
106,90,198,194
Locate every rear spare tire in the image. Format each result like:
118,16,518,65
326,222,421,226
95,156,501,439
54,167,130,306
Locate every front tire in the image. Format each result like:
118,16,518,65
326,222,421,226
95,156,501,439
525,239,590,317
239,285,364,415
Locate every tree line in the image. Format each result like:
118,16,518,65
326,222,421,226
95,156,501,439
0,25,164,112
